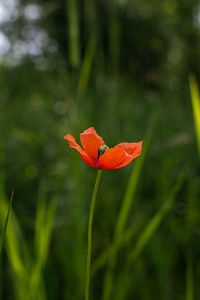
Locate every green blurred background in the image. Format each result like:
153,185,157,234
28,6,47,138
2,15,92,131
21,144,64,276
0,0,200,299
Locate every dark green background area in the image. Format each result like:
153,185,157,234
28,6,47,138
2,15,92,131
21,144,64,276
0,0,200,299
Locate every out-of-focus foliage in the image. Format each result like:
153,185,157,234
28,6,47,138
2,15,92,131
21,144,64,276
189,75,200,156
0,190,13,255
1,0,199,84
0,0,200,299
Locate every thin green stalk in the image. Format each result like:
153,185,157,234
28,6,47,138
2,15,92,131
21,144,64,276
85,169,102,300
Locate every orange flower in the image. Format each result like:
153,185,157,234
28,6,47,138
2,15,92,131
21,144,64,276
64,127,142,170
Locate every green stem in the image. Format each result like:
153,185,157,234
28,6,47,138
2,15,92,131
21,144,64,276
85,169,102,300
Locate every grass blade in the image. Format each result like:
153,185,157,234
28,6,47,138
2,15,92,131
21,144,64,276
186,251,194,300
108,4,120,74
0,189,14,255
65,0,80,68
31,197,56,300
189,74,200,156
92,213,144,276
115,125,153,239
78,36,97,95
0,192,29,300
128,167,186,264
102,121,154,300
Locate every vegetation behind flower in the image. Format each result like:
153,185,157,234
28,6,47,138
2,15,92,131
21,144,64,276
0,0,200,299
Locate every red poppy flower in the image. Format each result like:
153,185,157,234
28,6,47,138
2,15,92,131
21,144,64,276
64,127,142,170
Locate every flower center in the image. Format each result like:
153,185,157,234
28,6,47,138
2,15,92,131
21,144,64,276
98,145,109,160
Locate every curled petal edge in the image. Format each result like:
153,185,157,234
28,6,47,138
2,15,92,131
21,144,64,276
64,134,97,168
98,141,142,170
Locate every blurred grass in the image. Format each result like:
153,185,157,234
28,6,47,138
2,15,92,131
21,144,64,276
102,120,153,300
128,166,186,264
0,190,13,255
186,252,194,300
184,75,200,300
0,172,56,300
189,75,200,157
78,36,97,96
66,0,80,68
102,164,186,300
0,68,198,299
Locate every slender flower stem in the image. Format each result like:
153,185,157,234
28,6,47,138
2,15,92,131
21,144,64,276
85,169,103,300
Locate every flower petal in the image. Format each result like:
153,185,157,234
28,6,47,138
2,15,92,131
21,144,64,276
98,141,142,170
80,127,105,163
117,142,142,158
64,134,97,168
97,146,130,170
